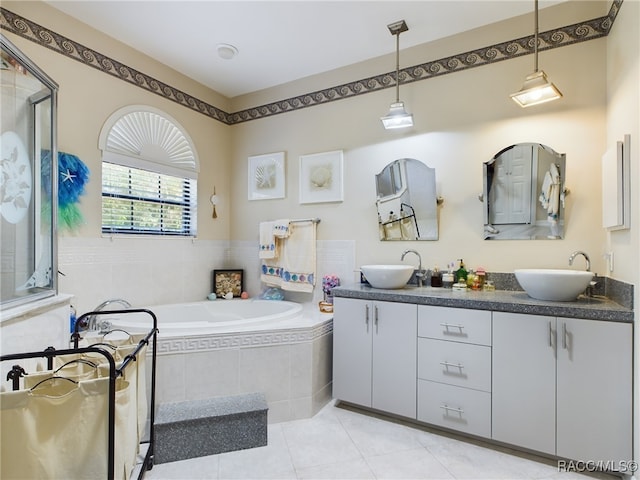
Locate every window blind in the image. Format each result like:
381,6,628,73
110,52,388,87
102,162,197,236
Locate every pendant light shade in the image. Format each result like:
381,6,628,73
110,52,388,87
510,0,562,107
510,70,562,107
381,101,414,129
381,20,413,129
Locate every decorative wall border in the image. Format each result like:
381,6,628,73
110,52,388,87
154,318,333,355
1,1,622,125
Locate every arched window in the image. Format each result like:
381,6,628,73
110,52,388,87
98,106,199,236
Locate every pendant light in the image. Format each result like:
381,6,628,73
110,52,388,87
510,0,562,107
381,20,414,129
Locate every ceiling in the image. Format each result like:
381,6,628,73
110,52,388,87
45,1,568,99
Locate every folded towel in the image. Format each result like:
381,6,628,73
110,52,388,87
259,221,277,259
273,219,290,238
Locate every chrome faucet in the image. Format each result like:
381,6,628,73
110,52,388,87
87,298,132,331
401,249,426,287
568,251,591,272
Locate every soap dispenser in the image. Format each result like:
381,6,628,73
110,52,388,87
455,259,468,282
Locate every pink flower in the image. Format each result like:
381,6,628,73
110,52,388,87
322,274,340,294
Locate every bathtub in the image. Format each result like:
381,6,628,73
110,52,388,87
109,299,305,335
109,299,333,423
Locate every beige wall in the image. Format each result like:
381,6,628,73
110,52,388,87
2,1,232,241
2,0,636,287
604,0,640,464
230,35,609,274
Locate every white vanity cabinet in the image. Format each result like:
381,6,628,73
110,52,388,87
493,312,632,465
416,306,492,438
332,297,417,418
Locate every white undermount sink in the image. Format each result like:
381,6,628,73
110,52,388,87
361,264,414,289
514,269,594,302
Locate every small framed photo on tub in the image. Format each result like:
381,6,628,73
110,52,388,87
213,269,244,298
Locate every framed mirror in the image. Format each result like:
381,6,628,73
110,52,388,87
483,143,566,240
1,34,58,307
376,158,438,240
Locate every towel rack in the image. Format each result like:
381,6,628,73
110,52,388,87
290,218,321,224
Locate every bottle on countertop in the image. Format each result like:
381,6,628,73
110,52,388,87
442,271,454,289
430,266,443,287
473,267,486,290
455,259,468,282
466,269,476,289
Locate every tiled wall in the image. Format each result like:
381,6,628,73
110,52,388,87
59,237,356,314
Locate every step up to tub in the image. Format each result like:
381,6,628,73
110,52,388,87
154,392,268,464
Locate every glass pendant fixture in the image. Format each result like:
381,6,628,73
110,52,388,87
510,0,562,107
381,20,414,129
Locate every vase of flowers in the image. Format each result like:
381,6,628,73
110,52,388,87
319,274,340,313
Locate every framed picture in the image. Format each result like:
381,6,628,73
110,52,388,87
248,152,285,200
212,269,244,297
299,150,344,204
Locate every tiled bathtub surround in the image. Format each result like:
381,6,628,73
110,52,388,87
152,312,333,424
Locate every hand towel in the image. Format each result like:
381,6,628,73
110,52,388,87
280,220,316,293
259,221,277,259
539,164,561,222
261,238,283,285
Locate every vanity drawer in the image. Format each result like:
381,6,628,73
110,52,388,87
418,338,491,392
417,380,491,438
418,306,491,346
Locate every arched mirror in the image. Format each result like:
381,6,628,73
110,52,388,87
483,143,566,240
376,158,438,240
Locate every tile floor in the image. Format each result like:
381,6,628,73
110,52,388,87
146,401,615,480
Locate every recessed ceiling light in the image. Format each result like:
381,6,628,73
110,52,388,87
216,43,238,60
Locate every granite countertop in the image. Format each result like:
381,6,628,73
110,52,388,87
332,284,633,323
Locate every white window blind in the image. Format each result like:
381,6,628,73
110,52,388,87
102,162,197,236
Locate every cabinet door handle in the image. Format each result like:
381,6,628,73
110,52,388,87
562,322,568,349
374,305,379,333
440,404,464,415
365,304,369,332
548,321,554,348
440,361,464,370
440,322,465,333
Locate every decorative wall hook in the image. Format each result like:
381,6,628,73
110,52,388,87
210,186,218,219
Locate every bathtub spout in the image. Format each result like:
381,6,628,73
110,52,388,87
87,298,132,331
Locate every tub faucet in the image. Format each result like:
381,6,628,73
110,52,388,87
87,298,132,331
401,249,425,287
568,251,591,272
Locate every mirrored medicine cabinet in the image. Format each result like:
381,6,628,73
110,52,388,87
1,34,58,308
483,143,566,240
376,158,439,241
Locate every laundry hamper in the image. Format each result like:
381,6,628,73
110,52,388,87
0,375,132,479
